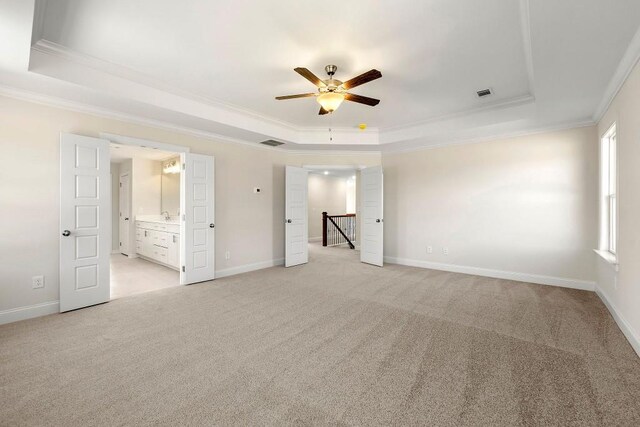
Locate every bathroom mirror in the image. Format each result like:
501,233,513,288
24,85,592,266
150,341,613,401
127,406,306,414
161,157,181,216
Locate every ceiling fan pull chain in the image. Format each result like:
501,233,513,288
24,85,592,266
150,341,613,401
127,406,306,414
329,114,333,142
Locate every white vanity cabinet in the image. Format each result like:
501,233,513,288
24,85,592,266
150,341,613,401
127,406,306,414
167,233,180,267
136,220,180,270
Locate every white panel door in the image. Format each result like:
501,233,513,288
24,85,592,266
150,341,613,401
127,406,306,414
360,166,384,266
118,173,130,255
285,166,308,267
181,153,215,284
60,133,111,312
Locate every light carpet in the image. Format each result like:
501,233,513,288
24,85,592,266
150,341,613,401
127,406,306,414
1,244,639,426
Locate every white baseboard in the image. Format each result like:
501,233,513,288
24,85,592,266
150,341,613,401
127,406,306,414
0,259,285,325
0,301,59,325
383,257,595,291
595,286,640,358
216,258,285,279
308,237,323,243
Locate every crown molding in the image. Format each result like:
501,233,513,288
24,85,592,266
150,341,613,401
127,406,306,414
29,39,546,147
0,83,597,157
380,94,536,145
30,39,301,133
593,26,640,123
30,39,387,146
380,94,535,134
0,83,279,152
381,119,596,154
0,82,384,155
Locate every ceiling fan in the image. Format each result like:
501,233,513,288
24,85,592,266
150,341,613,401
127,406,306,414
275,65,382,115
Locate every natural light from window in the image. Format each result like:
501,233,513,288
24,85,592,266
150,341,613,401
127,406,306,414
600,123,617,259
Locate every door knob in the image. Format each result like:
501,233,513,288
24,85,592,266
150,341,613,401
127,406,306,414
286,219,292,223
62,230,71,237
376,219,381,223
124,217,129,221
209,223,215,228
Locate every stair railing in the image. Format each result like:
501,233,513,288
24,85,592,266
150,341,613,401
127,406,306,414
322,212,356,249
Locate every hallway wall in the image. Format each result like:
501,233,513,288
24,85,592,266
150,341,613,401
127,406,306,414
307,174,348,241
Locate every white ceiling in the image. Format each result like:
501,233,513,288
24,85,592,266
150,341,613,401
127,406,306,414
0,0,639,151
38,0,532,129
109,143,176,163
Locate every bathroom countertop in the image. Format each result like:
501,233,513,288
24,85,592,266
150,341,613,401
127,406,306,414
135,215,180,225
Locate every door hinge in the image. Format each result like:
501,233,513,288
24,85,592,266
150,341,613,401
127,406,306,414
182,214,186,221
182,163,186,170
119,182,122,187
182,266,185,272
119,242,121,246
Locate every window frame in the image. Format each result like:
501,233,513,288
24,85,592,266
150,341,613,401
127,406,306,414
600,123,618,257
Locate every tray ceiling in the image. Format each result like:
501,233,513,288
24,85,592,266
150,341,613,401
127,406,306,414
0,0,639,150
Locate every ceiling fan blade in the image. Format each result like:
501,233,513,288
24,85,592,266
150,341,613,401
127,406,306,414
341,69,382,90
275,93,317,100
294,67,327,87
344,93,380,106
319,106,330,115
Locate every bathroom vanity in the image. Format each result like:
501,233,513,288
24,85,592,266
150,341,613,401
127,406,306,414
135,216,180,270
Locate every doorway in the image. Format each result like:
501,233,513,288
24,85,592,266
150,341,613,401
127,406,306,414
59,132,216,312
307,167,358,249
284,164,384,268
110,143,182,299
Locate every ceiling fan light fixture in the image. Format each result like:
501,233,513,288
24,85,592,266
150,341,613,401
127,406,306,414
316,92,345,113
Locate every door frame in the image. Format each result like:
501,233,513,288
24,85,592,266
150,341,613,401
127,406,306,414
118,172,131,255
302,164,368,250
100,133,192,286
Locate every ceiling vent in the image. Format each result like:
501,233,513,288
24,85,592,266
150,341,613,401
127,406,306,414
259,139,284,147
476,88,492,98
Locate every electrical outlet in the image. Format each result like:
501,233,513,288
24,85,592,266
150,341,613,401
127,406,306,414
225,251,231,260
426,246,433,254
32,275,44,289
443,247,449,255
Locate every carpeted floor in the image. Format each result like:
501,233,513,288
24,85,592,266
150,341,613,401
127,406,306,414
1,244,639,426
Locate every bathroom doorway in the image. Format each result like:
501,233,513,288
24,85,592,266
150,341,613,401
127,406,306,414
110,143,183,299
59,132,216,312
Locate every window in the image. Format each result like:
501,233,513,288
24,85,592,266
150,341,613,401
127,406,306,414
600,124,617,256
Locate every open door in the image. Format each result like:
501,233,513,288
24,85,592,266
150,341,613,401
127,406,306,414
285,166,308,267
59,133,111,312
360,165,384,266
181,153,215,284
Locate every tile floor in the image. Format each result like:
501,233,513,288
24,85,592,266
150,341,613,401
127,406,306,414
110,253,180,299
